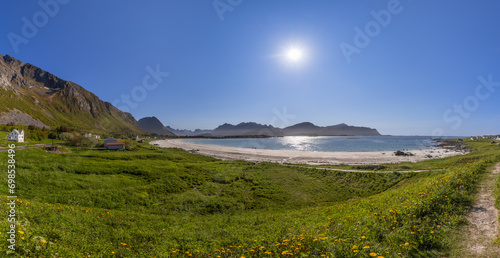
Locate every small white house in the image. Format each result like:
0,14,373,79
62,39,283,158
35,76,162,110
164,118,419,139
83,133,101,139
7,129,24,143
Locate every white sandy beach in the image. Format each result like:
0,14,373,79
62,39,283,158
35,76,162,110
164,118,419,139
151,139,465,165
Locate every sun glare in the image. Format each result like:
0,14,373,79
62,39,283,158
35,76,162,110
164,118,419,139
286,47,303,62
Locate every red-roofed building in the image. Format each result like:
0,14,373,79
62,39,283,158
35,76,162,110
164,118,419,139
104,137,125,150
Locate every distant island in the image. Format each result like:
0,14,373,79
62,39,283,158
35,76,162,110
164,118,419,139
139,117,381,137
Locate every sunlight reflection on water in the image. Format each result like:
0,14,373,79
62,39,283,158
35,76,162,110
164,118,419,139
185,136,461,152
279,136,318,151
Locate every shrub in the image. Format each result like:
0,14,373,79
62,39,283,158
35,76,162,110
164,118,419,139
59,132,74,141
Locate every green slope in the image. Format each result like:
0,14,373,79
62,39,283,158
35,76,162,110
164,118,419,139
0,140,498,256
0,54,144,135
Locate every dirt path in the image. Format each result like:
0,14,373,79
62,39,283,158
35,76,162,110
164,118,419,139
283,164,432,173
456,163,500,257
0,143,52,152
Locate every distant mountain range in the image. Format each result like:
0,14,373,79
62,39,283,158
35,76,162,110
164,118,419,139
0,54,143,135
165,121,381,137
0,54,381,138
137,117,175,136
165,126,211,137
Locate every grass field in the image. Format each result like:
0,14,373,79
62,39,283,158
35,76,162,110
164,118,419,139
1,130,66,148
0,139,499,257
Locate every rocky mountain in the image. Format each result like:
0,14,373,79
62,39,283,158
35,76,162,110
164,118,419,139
165,126,211,137
211,122,283,137
0,54,143,134
283,122,380,136
168,122,380,137
137,117,175,136
282,122,320,136
320,123,380,136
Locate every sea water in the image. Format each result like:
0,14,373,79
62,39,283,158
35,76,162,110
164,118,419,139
184,136,462,152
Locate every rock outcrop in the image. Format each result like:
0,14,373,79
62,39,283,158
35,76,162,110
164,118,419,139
0,54,143,134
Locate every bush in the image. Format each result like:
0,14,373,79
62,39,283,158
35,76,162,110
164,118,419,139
59,132,74,141
69,134,100,147
80,136,100,147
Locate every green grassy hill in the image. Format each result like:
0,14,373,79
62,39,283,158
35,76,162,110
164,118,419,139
1,140,499,257
0,54,144,135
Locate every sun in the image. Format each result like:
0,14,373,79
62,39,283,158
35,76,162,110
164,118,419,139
275,42,309,66
286,47,303,62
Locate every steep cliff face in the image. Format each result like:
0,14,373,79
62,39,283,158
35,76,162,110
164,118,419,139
0,54,143,134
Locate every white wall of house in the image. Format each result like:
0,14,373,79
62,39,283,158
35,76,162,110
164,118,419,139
7,129,24,143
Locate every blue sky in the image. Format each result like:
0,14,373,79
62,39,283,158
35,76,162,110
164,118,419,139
1,0,499,135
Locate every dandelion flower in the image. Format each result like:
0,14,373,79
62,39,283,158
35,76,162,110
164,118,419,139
405,242,409,246
370,253,377,257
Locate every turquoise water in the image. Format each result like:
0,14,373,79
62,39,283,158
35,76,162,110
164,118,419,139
184,136,461,152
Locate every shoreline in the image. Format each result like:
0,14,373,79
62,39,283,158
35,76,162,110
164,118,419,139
151,139,466,165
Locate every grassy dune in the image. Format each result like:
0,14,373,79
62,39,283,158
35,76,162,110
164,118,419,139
1,139,499,257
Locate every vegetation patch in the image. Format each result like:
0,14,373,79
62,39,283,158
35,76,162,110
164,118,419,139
0,139,498,256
